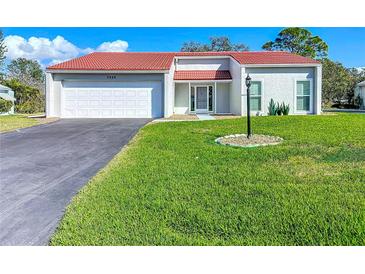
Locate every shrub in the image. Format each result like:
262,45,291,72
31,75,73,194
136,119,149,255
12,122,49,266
281,102,290,115
268,99,277,115
276,102,283,115
268,99,290,116
0,98,13,113
1,79,44,114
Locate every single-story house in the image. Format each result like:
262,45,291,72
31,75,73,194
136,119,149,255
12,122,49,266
0,84,16,115
45,51,322,118
355,81,365,109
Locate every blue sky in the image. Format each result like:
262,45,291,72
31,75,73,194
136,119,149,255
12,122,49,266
2,27,365,68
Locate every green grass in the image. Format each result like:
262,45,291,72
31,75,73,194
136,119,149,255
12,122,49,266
0,115,39,133
51,114,365,246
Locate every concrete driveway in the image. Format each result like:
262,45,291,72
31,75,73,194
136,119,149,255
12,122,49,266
0,119,150,245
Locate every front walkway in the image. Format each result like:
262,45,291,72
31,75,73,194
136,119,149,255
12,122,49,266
196,114,215,120
155,114,240,122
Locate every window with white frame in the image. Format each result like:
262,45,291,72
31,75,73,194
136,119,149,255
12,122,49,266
296,80,311,111
190,86,195,111
250,81,262,111
208,86,213,112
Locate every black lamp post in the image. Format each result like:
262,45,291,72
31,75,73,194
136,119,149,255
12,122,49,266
245,74,252,138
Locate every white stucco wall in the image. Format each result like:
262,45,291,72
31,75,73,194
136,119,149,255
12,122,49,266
46,72,62,117
176,58,230,71
174,83,189,114
314,66,322,114
229,58,242,115
216,83,230,113
243,66,318,115
164,64,175,117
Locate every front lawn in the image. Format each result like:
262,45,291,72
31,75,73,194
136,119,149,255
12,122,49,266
0,115,39,133
51,114,365,245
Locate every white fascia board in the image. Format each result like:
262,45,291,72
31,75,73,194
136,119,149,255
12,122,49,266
45,69,169,74
242,63,321,68
174,56,231,60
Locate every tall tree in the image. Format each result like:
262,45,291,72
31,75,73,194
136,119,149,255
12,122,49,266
321,58,354,105
347,67,365,104
181,36,249,52
7,58,44,91
0,30,7,76
262,28,328,59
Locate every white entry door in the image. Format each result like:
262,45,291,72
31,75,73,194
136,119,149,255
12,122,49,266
196,86,208,113
61,81,163,118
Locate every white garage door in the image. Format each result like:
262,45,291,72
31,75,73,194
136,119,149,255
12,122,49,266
61,81,163,118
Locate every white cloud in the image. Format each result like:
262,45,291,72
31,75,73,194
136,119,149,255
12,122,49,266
96,40,128,52
4,35,129,67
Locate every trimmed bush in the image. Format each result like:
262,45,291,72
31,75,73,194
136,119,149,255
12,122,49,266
0,98,13,113
1,79,44,114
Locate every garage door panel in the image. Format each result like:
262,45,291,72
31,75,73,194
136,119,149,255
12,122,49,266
113,90,124,98
136,110,149,117
89,100,100,107
62,81,162,118
101,100,113,107
137,100,149,107
89,109,101,117
78,101,89,107
101,90,113,97
65,100,77,107
77,109,88,116
113,100,123,107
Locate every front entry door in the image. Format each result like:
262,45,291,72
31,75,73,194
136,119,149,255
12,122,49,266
196,87,208,113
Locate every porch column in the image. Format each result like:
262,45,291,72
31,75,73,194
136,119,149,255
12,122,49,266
315,65,322,115
164,73,169,118
45,72,53,117
214,81,217,114
188,82,191,114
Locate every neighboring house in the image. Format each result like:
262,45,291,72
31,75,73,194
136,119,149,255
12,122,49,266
355,81,365,109
0,84,16,115
45,51,322,118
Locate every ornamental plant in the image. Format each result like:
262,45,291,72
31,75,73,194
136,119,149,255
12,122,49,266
281,102,290,115
268,99,277,116
0,98,13,113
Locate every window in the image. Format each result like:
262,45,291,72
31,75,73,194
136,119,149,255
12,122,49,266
250,81,262,111
296,80,311,111
190,86,195,111
208,86,213,111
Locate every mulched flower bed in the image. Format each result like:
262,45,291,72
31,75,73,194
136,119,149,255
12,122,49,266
215,134,283,148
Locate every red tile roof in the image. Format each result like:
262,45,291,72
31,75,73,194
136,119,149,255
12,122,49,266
230,51,320,65
47,52,175,71
47,51,319,71
174,70,232,81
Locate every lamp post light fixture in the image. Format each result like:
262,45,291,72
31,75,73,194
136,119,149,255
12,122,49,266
245,74,252,139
